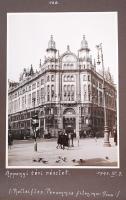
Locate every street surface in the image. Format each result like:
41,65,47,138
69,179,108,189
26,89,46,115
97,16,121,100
8,137,118,167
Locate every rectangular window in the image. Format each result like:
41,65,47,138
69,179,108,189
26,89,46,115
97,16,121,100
51,85,55,99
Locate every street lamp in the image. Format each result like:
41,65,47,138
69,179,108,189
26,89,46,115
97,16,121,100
91,94,95,137
96,43,111,147
24,105,28,140
32,97,38,151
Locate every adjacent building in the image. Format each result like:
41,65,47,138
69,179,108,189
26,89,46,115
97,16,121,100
8,35,117,139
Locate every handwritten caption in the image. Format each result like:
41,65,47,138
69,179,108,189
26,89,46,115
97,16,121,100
5,169,70,179
8,187,120,198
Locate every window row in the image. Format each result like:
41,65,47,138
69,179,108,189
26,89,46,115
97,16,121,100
63,75,75,82
63,63,74,67
79,64,90,69
63,85,75,92
63,92,75,101
47,64,58,69
83,75,91,81
47,75,55,82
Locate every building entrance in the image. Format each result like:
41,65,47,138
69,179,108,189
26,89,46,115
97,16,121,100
63,108,76,134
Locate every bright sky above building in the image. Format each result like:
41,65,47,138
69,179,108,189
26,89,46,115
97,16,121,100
7,12,118,84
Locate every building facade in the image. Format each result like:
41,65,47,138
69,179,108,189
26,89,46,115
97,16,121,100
8,35,117,139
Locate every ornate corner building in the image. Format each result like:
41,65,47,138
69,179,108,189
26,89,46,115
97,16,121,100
8,35,117,139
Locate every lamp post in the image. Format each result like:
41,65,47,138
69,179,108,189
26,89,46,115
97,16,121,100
91,95,95,137
32,97,38,151
24,105,28,140
53,93,57,137
96,43,111,147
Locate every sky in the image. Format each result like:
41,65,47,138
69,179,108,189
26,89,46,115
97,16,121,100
7,12,118,84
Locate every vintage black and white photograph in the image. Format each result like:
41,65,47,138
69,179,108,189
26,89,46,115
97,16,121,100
7,12,119,168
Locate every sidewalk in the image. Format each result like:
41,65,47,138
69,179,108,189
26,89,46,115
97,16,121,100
8,137,118,167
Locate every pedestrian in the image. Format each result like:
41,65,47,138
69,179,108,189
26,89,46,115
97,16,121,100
60,132,64,149
68,133,71,147
56,132,62,149
113,128,117,145
71,132,74,147
62,133,69,150
8,133,13,149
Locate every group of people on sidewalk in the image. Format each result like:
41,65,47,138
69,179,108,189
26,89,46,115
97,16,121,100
56,131,74,150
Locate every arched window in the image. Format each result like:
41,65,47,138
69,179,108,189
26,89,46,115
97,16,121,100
64,85,67,91
63,108,75,115
64,75,66,82
51,75,55,81
67,75,70,81
71,75,74,81
67,85,70,91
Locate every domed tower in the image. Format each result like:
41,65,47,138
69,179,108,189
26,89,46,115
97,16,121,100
46,35,57,59
78,35,91,69
79,35,90,57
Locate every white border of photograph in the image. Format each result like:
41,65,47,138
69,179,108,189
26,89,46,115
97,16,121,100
6,12,119,168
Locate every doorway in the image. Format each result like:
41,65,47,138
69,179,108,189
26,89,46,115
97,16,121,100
63,108,76,134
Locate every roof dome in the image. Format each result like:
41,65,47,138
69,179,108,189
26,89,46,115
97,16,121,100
81,35,88,49
48,35,56,49
62,54,77,62
61,45,77,62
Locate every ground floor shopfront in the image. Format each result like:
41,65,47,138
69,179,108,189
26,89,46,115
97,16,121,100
8,103,116,139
